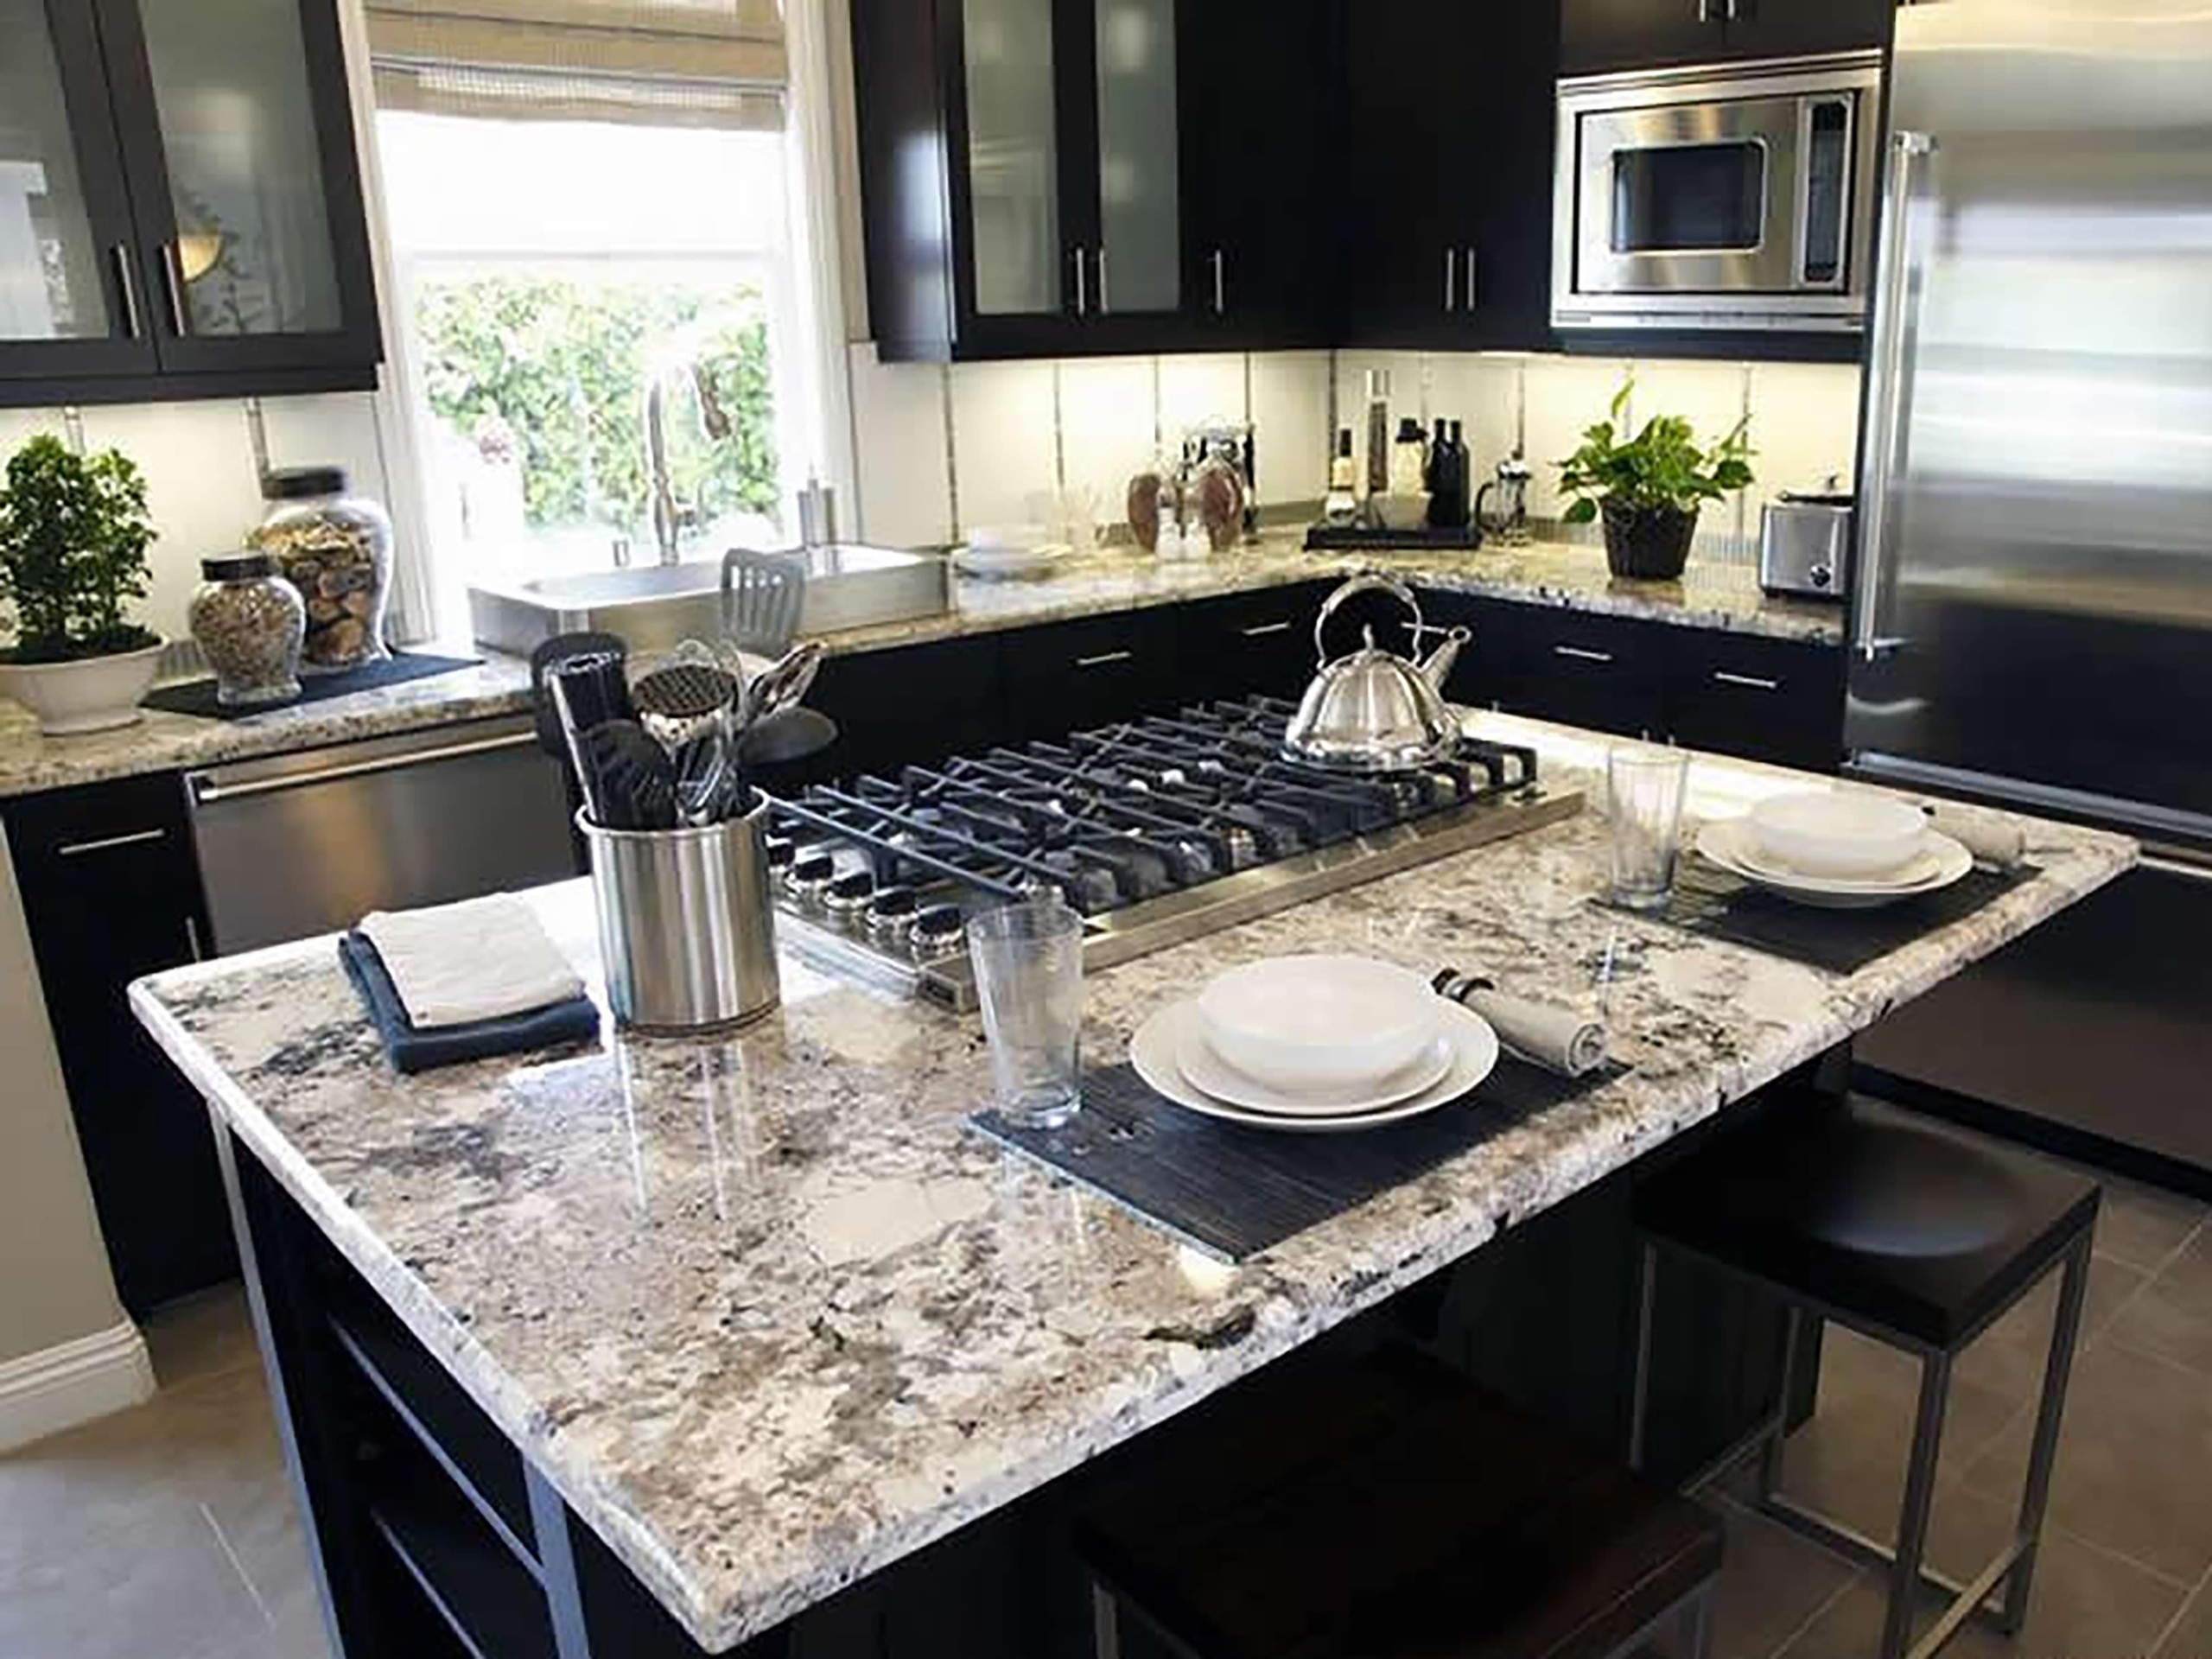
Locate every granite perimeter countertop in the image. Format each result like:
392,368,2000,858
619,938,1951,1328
129,721,2129,1654
0,537,1840,800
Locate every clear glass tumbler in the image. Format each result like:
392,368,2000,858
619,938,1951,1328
1606,746,1691,911
967,893,1084,1129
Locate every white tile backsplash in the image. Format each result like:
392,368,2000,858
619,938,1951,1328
1058,356,1157,524
948,359,1057,534
1748,362,1863,502
848,345,951,548
1522,357,1634,518
1426,355,1525,486
1249,351,1331,505
1630,359,1752,538
1156,353,1248,438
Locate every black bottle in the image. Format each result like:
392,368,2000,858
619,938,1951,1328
1427,419,1471,529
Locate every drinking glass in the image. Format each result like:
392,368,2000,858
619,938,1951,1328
968,893,1084,1129
1606,746,1691,911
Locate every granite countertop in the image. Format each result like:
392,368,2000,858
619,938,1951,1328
129,724,2131,1654
0,537,1837,800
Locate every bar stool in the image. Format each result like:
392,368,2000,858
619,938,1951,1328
1630,1097,2099,1659
1079,1344,1724,1659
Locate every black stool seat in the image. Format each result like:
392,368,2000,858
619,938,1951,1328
1079,1345,1723,1659
1635,1100,2099,1350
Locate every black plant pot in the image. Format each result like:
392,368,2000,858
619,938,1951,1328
1600,500,1697,581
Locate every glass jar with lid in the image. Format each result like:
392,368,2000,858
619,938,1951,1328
188,552,306,707
248,466,393,673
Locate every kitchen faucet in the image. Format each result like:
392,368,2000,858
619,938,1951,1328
640,318,743,566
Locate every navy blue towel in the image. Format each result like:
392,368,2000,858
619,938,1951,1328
339,931,601,1075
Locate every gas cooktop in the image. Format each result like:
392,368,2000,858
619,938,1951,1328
762,696,1582,1008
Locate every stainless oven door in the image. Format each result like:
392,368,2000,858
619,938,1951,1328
1554,54,1880,330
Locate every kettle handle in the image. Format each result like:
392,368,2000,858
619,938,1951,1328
1313,572,1425,665
1472,480,1497,534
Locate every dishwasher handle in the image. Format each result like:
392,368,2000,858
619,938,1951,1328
188,731,539,807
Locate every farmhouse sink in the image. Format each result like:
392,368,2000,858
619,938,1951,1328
467,545,950,655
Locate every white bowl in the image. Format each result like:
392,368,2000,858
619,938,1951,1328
1748,790,1929,880
0,640,163,735
964,523,1054,554
1196,955,1439,1092
1375,493,1430,532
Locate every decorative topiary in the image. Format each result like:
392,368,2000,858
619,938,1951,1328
0,433,159,664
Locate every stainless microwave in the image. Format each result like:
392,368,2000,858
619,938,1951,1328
1552,52,1883,333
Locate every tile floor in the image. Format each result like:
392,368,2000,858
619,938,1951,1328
3,1122,2208,1659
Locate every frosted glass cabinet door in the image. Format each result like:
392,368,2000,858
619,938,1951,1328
963,0,1065,317
1093,0,1180,315
0,0,147,375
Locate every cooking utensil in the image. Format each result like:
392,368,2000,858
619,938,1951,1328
720,547,807,656
740,640,826,732
528,632,627,762
736,705,839,768
576,720,677,831
1282,573,1471,772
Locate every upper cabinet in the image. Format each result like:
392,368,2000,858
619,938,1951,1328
852,0,1338,360
1339,0,1558,353
0,0,381,406
1560,0,1894,74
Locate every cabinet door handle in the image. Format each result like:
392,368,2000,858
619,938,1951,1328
1464,246,1478,309
183,915,205,963
1443,248,1456,312
1073,650,1135,669
188,732,537,804
57,827,168,857
2144,853,2212,887
1095,247,1110,315
1239,620,1294,639
158,241,189,336
1696,0,1713,20
109,245,143,339
1071,246,1088,317
1211,249,1225,315
1711,670,1782,691
1552,644,1615,664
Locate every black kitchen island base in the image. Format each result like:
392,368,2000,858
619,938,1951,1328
216,1065,1840,1659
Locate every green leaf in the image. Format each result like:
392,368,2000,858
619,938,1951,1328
1550,377,1756,519
1562,498,1598,524
0,434,157,658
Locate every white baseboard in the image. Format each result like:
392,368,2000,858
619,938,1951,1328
0,1320,156,1453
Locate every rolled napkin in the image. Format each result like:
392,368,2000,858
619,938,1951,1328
1921,803,2029,871
340,933,599,1076
1432,969,1609,1078
357,894,587,1029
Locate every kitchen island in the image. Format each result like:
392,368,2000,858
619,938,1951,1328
128,720,2133,1658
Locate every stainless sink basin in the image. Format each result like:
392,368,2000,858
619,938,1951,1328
467,545,950,655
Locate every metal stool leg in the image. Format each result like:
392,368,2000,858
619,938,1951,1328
1091,1582,1122,1659
1881,1351,1952,1659
2001,1230,2093,1632
1681,1582,1713,1659
1755,1306,1806,1503
1629,1239,1660,1473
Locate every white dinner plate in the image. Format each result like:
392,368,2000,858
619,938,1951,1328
1174,1023,1454,1116
952,543,1073,579
1716,819,1945,890
1698,820,1974,910
1130,999,1499,1134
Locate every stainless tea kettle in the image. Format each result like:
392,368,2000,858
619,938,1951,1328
1283,574,1471,772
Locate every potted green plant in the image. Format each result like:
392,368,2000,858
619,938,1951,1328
0,434,162,734
1557,381,1754,581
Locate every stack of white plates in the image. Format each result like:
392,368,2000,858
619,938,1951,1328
1129,955,1498,1133
952,525,1074,579
1698,791,1973,909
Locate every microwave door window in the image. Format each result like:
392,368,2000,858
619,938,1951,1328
1611,141,1767,255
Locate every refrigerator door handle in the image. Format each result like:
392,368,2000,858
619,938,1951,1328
1853,130,1936,663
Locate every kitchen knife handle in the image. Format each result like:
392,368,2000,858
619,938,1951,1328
1854,130,1935,663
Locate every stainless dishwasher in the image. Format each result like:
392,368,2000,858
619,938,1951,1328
186,716,580,952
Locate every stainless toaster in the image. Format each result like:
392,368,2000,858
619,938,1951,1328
1758,484,1854,600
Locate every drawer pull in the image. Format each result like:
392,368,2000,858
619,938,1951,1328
183,915,205,963
1239,620,1294,639
1552,645,1614,665
1711,670,1783,691
1073,650,1135,669
57,827,168,857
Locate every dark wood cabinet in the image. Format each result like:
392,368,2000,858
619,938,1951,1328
996,604,1195,736
1663,625,1845,772
1560,0,1892,73
3,772,237,1314
804,633,1007,780
1504,607,1673,741
1180,582,1337,705
1,0,381,407
852,0,1341,360
1340,0,1559,352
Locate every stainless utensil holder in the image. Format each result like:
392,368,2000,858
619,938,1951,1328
579,799,780,1033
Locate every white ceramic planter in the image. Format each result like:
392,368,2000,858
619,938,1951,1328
0,640,164,735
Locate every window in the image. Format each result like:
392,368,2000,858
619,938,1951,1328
365,1,833,632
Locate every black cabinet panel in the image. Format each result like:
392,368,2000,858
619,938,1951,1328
1663,626,1844,772
5,772,236,1313
1181,582,1336,705
1415,590,1529,712
1562,0,1892,73
1342,0,1559,352
1503,608,1671,741
998,606,1192,737
1714,0,1894,60
804,634,1007,779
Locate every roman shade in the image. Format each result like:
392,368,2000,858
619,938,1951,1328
367,0,786,130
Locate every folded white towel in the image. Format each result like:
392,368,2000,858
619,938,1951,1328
1922,803,2029,871
1435,971,1609,1078
357,895,585,1030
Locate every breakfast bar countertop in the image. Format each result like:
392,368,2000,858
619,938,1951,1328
128,721,2129,1654
0,537,1839,800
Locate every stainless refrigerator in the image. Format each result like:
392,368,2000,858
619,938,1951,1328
1847,0,2212,1174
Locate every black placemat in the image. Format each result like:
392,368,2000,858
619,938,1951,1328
1606,856,2037,976
973,1056,1628,1262
144,652,480,720
1304,522,1482,551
